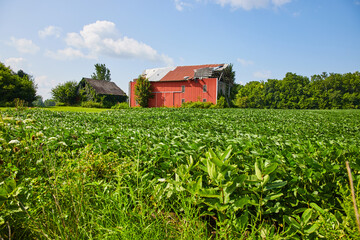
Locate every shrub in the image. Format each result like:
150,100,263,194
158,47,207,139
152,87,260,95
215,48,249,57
212,96,228,108
111,102,130,109
134,75,153,107
81,101,105,108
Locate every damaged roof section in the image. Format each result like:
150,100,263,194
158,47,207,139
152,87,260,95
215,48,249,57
82,78,126,96
140,64,229,82
161,64,225,81
142,66,176,81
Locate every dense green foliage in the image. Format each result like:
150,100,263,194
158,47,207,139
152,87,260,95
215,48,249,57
81,100,105,108
91,63,111,81
134,75,153,107
51,81,79,105
111,102,130,109
32,96,45,107
181,101,215,108
235,71,360,109
1,108,359,239
181,97,227,109
0,62,37,106
43,99,56,107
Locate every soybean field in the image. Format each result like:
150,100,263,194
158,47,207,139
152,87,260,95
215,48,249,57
1,108,360,239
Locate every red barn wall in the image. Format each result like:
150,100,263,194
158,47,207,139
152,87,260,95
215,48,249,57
130,78,218,107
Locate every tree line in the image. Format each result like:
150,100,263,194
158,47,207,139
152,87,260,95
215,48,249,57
234,71,360,109
1,59,359,109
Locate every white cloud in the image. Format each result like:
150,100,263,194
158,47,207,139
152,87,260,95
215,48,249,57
174,0,192,11
35,75,55,88
271,0,291,7
38,26,62,39
4,57,28,72
214,0,291,10
253,70,271,79
51,20,173,65
45,47,94,60
9,37,40,54
216,0,267,10
237,58,254,66
34,75,57,100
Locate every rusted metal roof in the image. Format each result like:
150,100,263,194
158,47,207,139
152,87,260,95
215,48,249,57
82,78,126,96
160,64,224,81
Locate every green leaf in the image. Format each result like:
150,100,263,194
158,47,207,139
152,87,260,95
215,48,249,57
261,174,270,186
204,199,228,212
289,217,301,230
310,202,325,214
233,197,249,211
206,158,217,180
0,187,7,199
234,174,247,185
199,188,221,198
5,179,16,193
301,209,312,226
304,223,319,234
246,175,261,183
194,176,202,193
208,148,223,167
0,216,4,226
220,145,232,162
264,163,278,175
264,180,287,191
264,193,283,201
255,161,262,180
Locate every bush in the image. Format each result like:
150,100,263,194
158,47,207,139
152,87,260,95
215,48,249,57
0,101,14,107
55,102,66,106
111,102,130,109
81,101,105,108
212,96,228,108
181,101,215,108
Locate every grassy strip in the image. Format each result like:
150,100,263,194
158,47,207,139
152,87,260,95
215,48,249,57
41,106,112,112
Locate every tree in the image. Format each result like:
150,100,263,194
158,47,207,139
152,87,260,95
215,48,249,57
44,99,56,107
32,95,44,107
212,64,236,106
134,75,153,107
0,62,37,106
51,81,79,105
234,81,264,108
91,63,111,81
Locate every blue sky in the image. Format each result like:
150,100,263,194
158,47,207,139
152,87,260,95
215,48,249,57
1,0,359,100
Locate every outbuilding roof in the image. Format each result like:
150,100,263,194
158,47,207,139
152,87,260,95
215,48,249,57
160,64,225,81
82,78,126,96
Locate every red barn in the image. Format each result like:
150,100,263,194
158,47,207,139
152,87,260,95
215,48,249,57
129,64,229,107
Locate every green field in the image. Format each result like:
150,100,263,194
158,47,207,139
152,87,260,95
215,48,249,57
1,108,360,239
